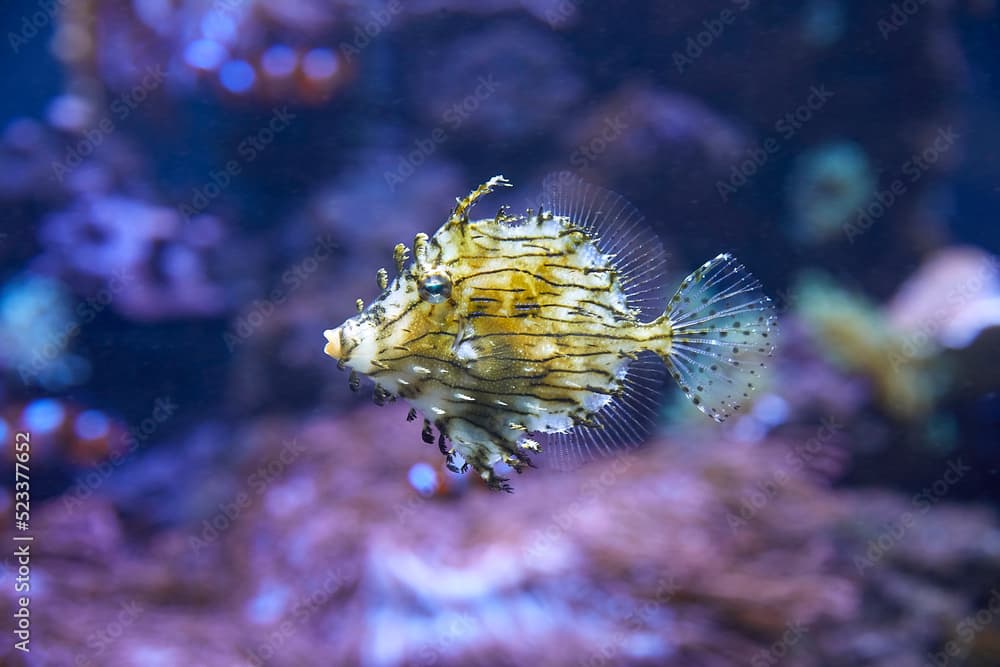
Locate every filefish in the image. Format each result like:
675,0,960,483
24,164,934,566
323,173,776,491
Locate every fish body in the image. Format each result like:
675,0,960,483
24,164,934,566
324,174,776,490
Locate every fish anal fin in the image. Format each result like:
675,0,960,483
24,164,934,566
533,350,665,471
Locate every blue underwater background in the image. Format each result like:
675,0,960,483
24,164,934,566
1,1,999,666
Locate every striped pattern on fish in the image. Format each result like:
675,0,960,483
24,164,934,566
324,173,776,491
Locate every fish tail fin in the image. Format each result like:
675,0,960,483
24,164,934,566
652,253,777,422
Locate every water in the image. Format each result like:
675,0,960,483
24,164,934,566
0,1,998,665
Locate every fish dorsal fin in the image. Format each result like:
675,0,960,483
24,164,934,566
541,171,670,320
532,351,665,471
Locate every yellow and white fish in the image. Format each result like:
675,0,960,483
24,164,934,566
323,173,776,491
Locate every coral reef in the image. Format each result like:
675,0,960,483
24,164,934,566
887,246,1000,351
548,83,749,213
785,141,876,246
793,271,940,421
3,407,999,666
0,398,127,468
407,22,586,146
0,273,89,390
34,196,233,320
792,247,999,421
54,0,362,105
0,1,996,665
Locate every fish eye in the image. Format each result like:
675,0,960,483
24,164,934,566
418,271,452,304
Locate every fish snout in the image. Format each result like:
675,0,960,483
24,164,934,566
323,327,343,360
323,318,378,373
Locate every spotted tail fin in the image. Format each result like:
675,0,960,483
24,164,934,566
655,253,777,422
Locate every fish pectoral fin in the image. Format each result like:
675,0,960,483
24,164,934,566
452,322,518,381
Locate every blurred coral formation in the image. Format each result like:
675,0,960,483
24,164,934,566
0,0,998,666
785,141,876,246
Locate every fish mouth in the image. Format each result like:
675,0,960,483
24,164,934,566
323,327,343,361
323,318,377,373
